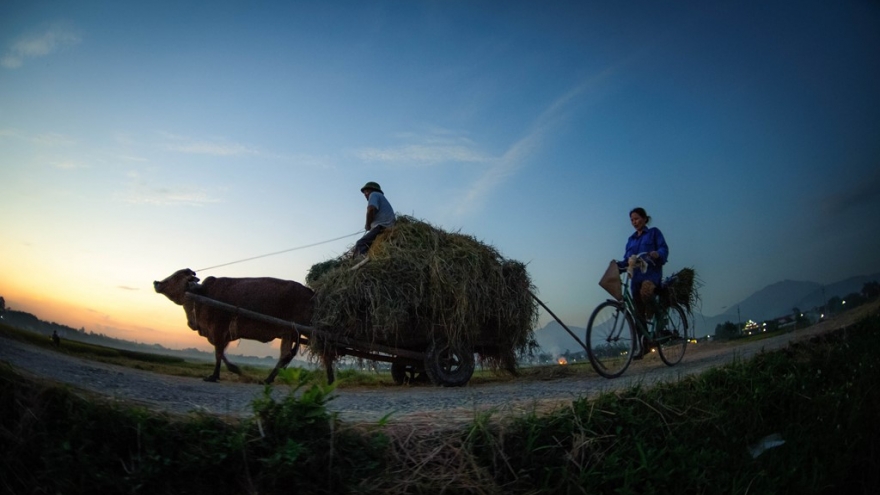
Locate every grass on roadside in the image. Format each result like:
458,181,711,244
456,315,880,494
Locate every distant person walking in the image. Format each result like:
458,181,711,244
353,181,396,256
51,330,60,347
617,207,669,331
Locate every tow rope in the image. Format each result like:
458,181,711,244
196,231,362,272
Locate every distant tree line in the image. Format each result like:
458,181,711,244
0,295,167,352
2,308,110,345
0,296,287,366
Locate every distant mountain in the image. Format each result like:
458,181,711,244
716,272,880,323
793,273,880,312
718,280,820,322
533,320,587,356
532,271,880,356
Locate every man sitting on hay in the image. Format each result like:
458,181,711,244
353,181,396,257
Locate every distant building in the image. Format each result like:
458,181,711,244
743,320,761,336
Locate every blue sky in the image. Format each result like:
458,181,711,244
1,1,879,353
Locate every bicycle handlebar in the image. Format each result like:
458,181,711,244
635,252,656,265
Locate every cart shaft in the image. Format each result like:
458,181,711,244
184,292,425,361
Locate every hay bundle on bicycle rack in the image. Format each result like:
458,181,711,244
305,216,539,372
661,267,700,314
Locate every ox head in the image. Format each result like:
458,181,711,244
153,268,199,305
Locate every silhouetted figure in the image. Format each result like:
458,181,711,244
616,207,669,359
52,330,60,347
353,181,396,256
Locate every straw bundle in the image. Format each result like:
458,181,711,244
306,216,538,372
660,267,700,314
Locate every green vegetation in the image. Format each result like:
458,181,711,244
465,323,880,494
1,313,879,493
0,366,387,494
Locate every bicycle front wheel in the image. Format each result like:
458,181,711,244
657,305,690,366
586,301,636,378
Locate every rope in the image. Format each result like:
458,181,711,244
196,231,362,272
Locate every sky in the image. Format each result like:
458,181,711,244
2,1,879,356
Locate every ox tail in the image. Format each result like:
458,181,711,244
292,330,301,358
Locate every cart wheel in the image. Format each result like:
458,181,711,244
424,340,475,387
391,362,428,385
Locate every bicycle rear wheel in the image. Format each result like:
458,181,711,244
586,301,636,378
657,305,689,366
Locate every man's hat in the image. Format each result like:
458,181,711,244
361,181,383,194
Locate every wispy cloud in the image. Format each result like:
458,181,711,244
116,154,149,163
120,186,222,207
167,141,259,156
85,307,112,319
117,170,223,206
351,72,611,216
161,132,260,157
34,132,77,146
0,129,77,146
124,188,221,206
455,70,615,215
820,168,880,218
454,133,543,216
355,134,491,165
2,22,82,69
158,132,336,169
52,160,89,170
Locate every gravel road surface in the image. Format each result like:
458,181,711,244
2,303,874,425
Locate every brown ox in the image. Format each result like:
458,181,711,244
154,268,314,383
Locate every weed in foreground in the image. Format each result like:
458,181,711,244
454,317,880,494
0,364,388,495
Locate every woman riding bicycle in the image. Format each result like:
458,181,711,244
617,207,669,328
587,208,687,377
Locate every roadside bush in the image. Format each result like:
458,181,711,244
462,317,880,494
0,365,388,495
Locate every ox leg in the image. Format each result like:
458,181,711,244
205,346,223,382
205,342,240,382
264,333,300,385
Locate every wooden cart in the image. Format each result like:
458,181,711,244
185,292,475,387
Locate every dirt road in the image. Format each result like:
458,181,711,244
2,302,875,424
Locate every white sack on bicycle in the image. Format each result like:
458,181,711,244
599,260,623,301
627,254,648,275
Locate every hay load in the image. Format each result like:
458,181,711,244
660,267,700,314
306,216,538,374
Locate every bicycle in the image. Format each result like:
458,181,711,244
586,253,691,378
